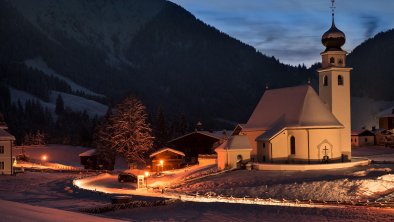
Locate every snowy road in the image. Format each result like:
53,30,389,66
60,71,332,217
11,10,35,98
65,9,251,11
0,199,125,222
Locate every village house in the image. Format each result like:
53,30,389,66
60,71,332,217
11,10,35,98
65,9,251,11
0,125,15,175
218,10,352,168
373,128,394,146
168,130,229,164
149,147,185,172
379,111,394,131
351,129,375,147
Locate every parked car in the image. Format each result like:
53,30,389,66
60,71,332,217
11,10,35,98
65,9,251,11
118,173,137,183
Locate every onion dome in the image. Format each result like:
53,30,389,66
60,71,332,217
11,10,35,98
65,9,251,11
321,17,346,51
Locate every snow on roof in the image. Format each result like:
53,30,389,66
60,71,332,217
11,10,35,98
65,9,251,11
169,130,229,143
246,85,343,130
351,129,375,136
0,129,15,140
79,149,96,157
216,135,251,150
149,147,185,158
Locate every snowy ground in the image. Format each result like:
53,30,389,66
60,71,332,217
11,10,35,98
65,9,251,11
353,146,394,162
1,171,394,221
2,145,394,221
14,144,128,170
0,199,124,222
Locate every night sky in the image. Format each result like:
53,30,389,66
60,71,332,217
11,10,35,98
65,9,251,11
169,0,394,66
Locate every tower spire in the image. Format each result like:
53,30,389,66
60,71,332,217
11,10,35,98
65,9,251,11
330,0,336,25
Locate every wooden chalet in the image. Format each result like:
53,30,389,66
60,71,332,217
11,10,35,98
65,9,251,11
168,130,229,164
149,147,185,172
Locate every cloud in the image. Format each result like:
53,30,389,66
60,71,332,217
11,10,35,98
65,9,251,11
169,0,394,66
360,15,380,38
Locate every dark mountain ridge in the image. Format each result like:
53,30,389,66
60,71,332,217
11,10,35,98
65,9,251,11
0,0,312,130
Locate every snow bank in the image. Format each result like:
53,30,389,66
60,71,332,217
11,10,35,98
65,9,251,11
0,199,124,222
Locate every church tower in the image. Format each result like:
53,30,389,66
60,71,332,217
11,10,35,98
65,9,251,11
318,0,352,160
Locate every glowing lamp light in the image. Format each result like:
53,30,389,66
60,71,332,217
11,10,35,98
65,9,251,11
144,171,150,177
42,155,47,161
159,160,164,165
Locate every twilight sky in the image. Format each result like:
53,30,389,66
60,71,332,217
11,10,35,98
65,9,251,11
169,0,394,67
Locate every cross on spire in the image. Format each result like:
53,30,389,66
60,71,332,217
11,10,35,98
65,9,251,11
330,0,336,19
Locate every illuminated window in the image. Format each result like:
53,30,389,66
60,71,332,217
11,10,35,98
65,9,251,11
290,136,296,155
330,57,335,64
338,75,344,85
323,75,328,86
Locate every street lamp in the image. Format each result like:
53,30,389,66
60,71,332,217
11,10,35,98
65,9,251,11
159,160,164,172
42,155,47,161
144,171,150,188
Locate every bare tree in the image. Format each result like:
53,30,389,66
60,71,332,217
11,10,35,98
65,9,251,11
102,96,153,165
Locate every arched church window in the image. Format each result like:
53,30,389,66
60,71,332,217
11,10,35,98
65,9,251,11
323,75,328,86
338,75,344,85
338,59,343,65
330,57,335,64
290,136,296,155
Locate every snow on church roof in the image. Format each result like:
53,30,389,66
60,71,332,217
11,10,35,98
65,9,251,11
0,129,15,141
216,135,251,150
246,85,343,138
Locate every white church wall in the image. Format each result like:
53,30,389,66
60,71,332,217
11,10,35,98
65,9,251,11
308,128,342,161
258,128,343,163
243,130,265,161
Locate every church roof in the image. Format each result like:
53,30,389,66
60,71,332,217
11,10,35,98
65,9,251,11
246,85,343,133
215,135,251,151
0,129,15,141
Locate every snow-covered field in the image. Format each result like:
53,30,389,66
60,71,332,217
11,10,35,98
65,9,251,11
25,57,105,98
14,145,90,167
9,87,108,117
13,144,128,170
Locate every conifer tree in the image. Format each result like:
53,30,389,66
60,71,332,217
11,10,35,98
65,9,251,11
55,94,64,114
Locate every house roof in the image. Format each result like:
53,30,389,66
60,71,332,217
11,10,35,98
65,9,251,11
79,149,97,157
246,85,343,130
0,129,15,140
351,129,375,136
169,130,229,143
216,135,251,150
149,147,185,158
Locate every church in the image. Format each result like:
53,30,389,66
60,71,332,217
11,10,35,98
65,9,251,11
217,5,352,168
